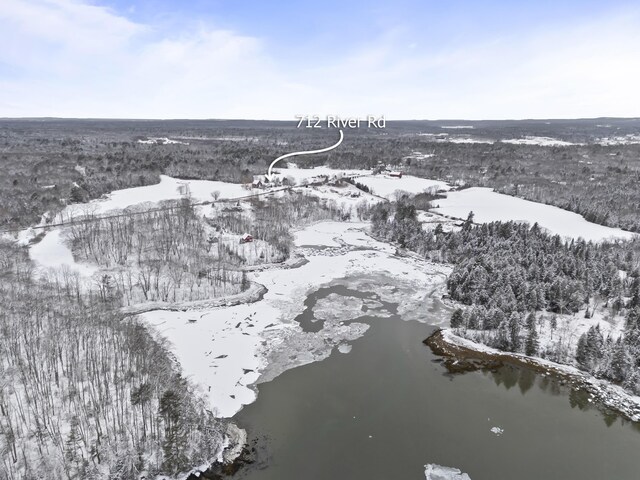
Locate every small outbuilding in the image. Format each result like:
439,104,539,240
240,233,253,244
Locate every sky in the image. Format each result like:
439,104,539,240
1,0,639,120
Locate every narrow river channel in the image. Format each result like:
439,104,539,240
233,281,640,480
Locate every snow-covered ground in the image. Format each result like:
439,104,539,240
597,134,640,145
444,137,494,144
60,175,248,219
537,307,625,362
56,169,377,222
405,151,435,160
29,229,97,277
417,210,461,233
275,165,370,183
299,183,381,218
424,464,471,479
355,175,450,199
137,137,189,145
274,166,451,200
142,221,450,417
432,187,636,243
500,136,580,147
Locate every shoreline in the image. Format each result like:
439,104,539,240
425,328,640,423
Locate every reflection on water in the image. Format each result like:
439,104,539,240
234,283,640,480
479,366,640,433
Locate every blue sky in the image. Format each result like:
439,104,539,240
1,0,639,119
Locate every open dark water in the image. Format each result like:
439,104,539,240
234,285,640,480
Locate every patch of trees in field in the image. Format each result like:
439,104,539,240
217,190,356,261
0,241,224,479
67,199,246,306
371,201,640,394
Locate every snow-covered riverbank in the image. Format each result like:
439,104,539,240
426,329,640,422
141,221,451,419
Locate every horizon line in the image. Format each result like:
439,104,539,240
1,116,639,123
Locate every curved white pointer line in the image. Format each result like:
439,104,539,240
266,129,344,181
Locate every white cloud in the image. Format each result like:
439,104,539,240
0,0,639,119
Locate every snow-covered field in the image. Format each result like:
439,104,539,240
598,134,640,146
137,137,189,145
60,175,248,219
275,165,370,183
55,169,371,221
500,136,580,147
406,151,435,159
432,187,636,243
299,183,381,218
355,174,450,199
29,229,97,276
444,137,494,144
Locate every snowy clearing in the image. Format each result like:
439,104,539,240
294,221,376,248
60,175,248,219
598,134,640,146
29,229,97,277
275,166,370,183
444,137,494,144
355,175,450,199
433,187,636,243
500,136,580,147
137,137,189,145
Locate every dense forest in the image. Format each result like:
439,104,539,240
371,201,640,394
0,240,225,479
68,199,247,306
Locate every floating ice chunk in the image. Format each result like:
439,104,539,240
337,344,352,354
424,464,471,480
490,426,504,436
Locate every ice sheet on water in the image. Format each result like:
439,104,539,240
424,464,472,480
313,294,365,321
